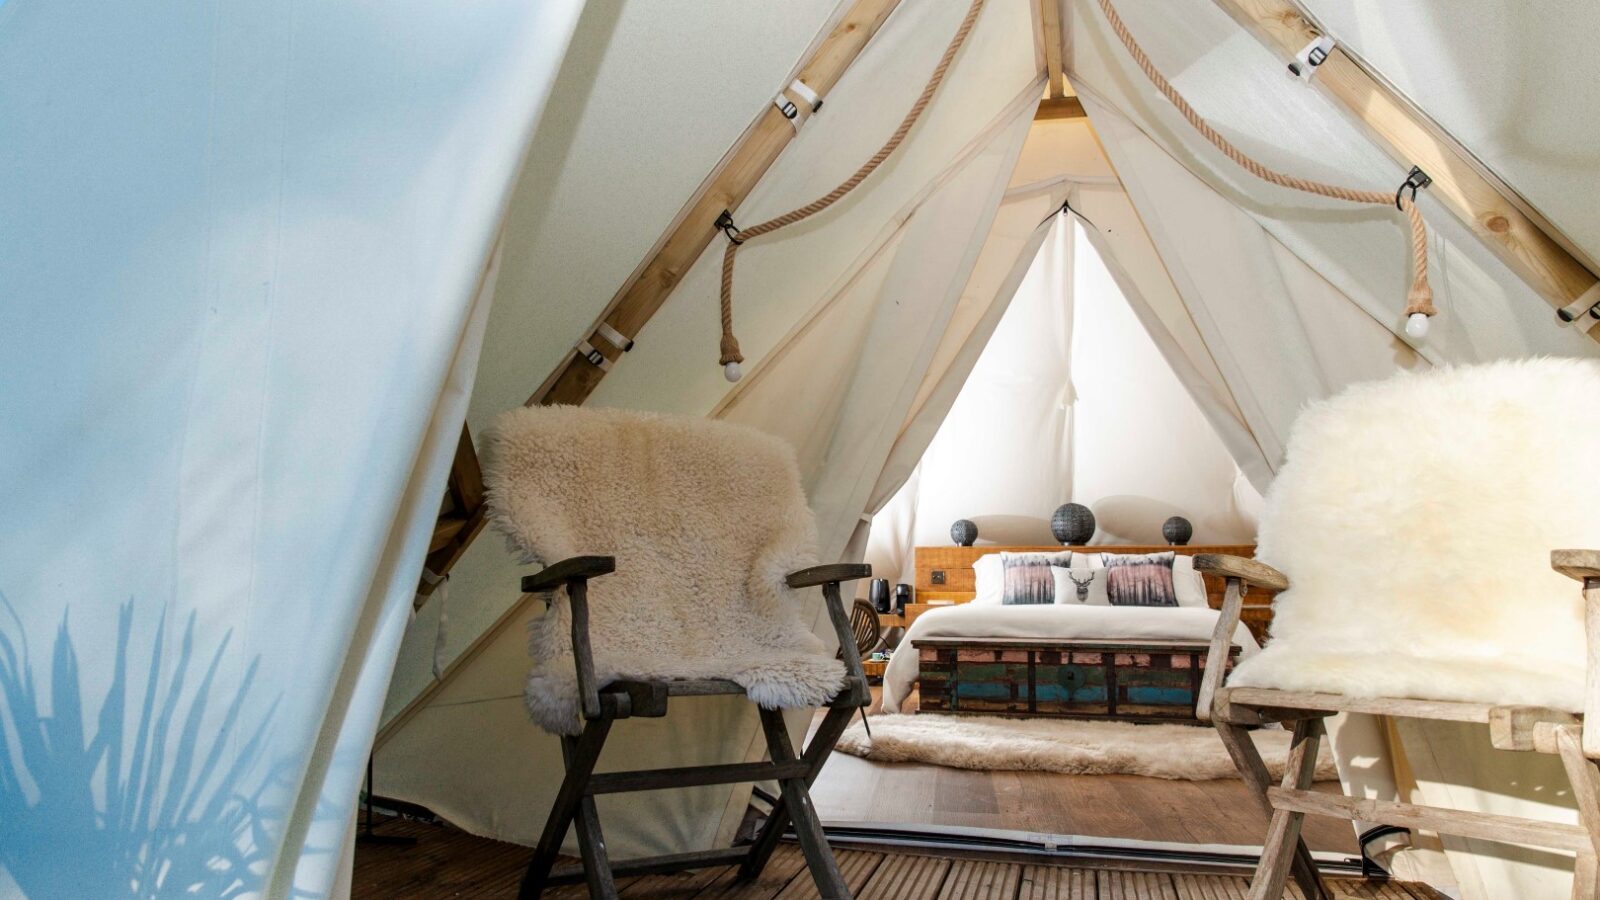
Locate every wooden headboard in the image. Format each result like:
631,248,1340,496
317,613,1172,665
912,544,1276,640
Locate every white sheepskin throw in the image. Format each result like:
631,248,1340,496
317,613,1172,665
485,405,843,735
1228,358,1600,711
836,714,1336,781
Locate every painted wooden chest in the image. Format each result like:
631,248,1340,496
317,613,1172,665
912,637,1238,723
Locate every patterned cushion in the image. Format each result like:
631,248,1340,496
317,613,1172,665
1099,551,1178,607
999,551,1073,604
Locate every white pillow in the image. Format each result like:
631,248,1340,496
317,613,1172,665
1171,554,1209,608
971,553,1004,605
1051,567,1110,605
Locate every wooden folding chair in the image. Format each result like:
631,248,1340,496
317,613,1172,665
517,558,872,900
1196,552,1600,900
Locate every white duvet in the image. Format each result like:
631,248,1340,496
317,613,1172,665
880,603,1261,713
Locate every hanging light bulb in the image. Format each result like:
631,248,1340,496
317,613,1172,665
724,361,743,383
1405,312,1431,341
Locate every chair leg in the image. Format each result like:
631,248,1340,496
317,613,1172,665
741,703,857,882
752,706,852,898
1555,726,1600,900
1216,721,1331,900
1246,719,1325,900
572,792,618,900
519,715,614,900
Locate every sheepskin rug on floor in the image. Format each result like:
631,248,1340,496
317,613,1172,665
835,715,1336,781
1229,358,1600,712
485,405,842,735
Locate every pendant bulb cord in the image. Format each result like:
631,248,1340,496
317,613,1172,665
1095,0,1434,320
718,0,988,370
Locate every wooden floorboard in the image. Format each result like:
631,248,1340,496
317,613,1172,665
938,859,1021,899
353,817,1452,899
1018,864,1095,900
856,850,949,900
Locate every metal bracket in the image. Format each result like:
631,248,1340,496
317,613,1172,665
576,339,612,371
1395,166,1432,210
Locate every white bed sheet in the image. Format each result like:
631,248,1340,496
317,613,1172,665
880,603,1260,713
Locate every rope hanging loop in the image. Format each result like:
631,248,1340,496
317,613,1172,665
716,0,988,380
1094,0,1437,340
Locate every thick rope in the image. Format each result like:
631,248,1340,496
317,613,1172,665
718,0,987,365
1095,0,1435,318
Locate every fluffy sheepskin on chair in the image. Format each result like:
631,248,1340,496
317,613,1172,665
485,405,843,735
1227,358,1600,711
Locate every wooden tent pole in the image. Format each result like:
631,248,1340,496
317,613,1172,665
1211,0,1600,337
529,0,908,407
414,0,907,594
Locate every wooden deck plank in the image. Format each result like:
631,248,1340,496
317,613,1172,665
771,848,882,900
352,817,1453,900
1172,872,1248,900
857,851,951,900
1018,864,1095,900
1100,869,1179,900
693,844,809,900
621,864,731,898
936,859,1022,900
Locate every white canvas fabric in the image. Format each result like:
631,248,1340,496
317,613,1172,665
484,406,840,734
377,0,1042,859
0,0,583,895
1301,0,1600,268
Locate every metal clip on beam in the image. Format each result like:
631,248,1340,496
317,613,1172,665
1395,166,1431,211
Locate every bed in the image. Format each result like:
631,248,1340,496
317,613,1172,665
879,544,1268,715
881,603,1260,713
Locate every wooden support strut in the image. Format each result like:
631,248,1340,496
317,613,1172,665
529,0,907,408
415,0,907,597
1211,0,1600,337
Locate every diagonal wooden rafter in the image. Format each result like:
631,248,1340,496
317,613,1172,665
530,0,908,408
1212,0,1600,340
416,0,908,596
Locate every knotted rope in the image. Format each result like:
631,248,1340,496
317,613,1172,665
1095,0,1434,320
718,0,987,373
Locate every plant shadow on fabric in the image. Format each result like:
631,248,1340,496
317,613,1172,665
0,594,278,898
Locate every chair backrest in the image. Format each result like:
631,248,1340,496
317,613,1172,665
1230,358,1600,712
484,405,819,659
848,600,881,658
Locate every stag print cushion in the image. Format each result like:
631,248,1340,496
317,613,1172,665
1099,551,1179,607
999,551,1074,604
1051,566,1110,605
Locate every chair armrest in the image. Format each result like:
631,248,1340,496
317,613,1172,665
521,555,616,593
520,556,615,722
1553,550,1600,582
786,563,872,589
785,562,872,704
1194,554,1289,592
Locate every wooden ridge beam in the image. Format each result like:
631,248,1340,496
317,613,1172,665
530,0,907,407
1211,0,1600,338
1035,96,1086,121
1039,0,1066,100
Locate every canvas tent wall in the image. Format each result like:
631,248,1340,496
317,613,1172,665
378,0,1600,893
863,208,1266,588
0,1,583,896
12,0,1600,896
1062,2,1600,896
377,0,1047,860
